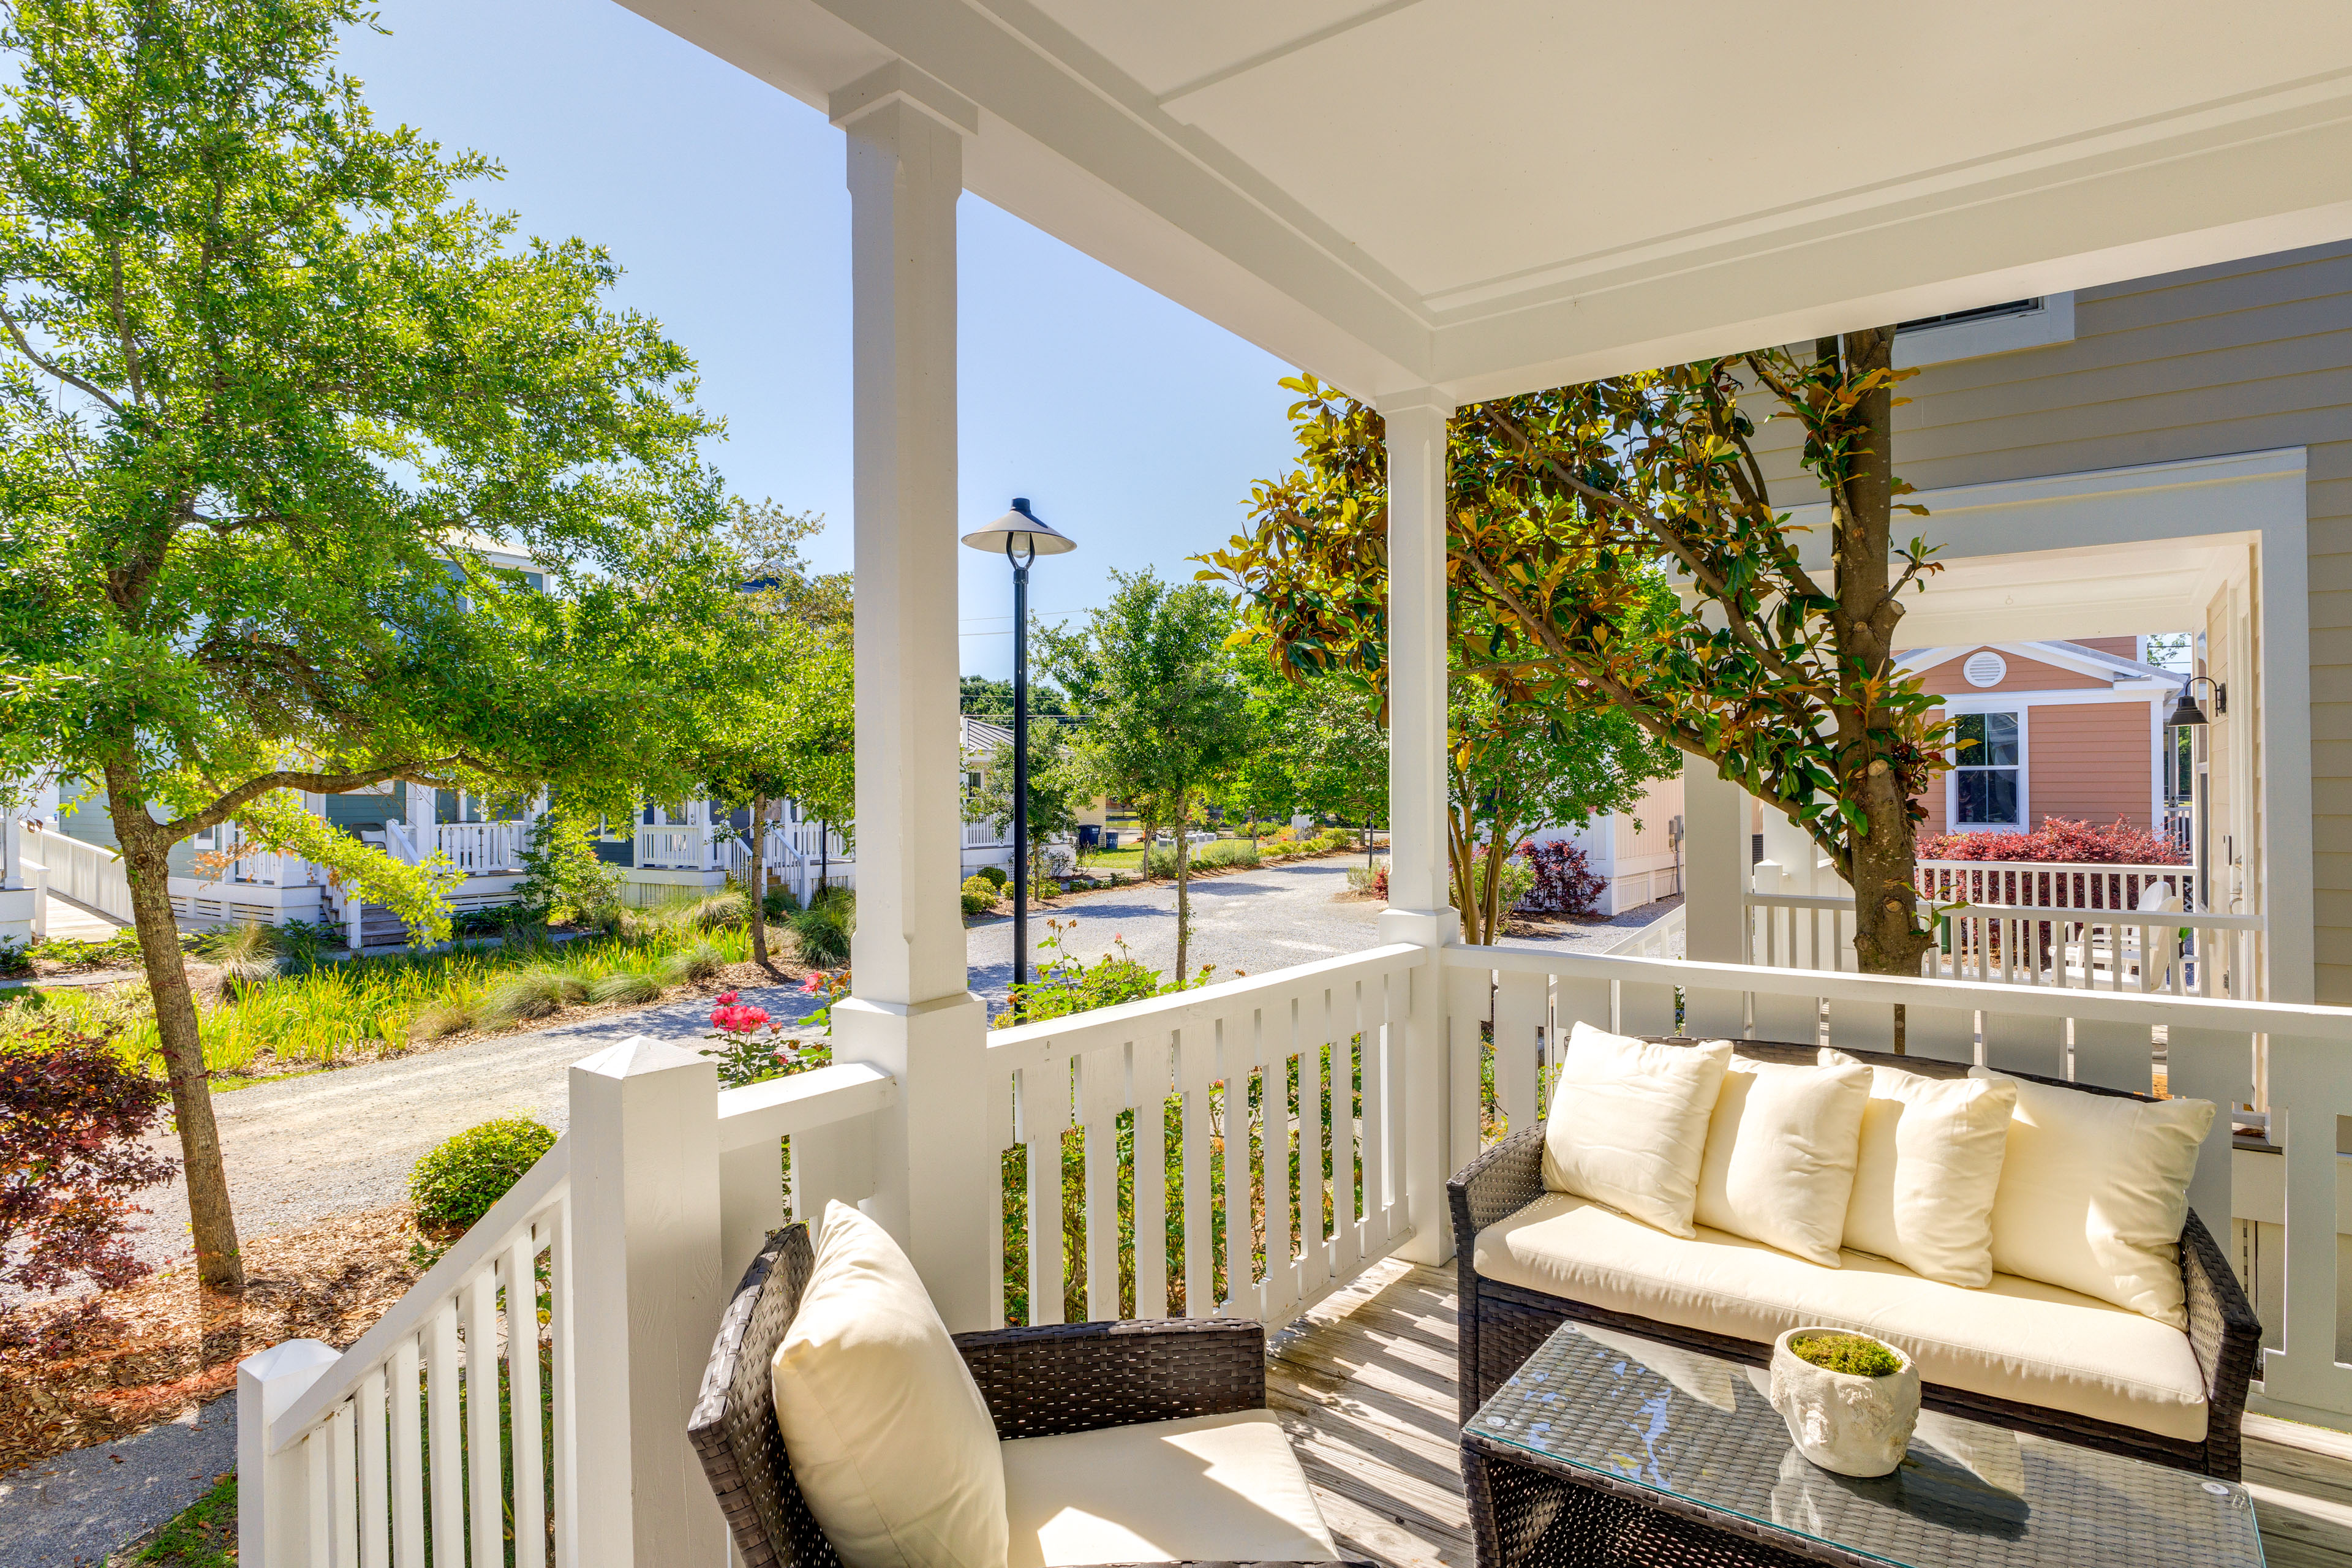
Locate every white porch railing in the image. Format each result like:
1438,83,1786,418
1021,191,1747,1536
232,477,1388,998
633,821,708,870
23,831,134,922
1600,902,1684,958
1747,890,2261,998
434,820,528,873
962,818,1005,850
241,1047,900,1568
1447,943,2352,1430
985,944,1421,1333
1915,859,2196,913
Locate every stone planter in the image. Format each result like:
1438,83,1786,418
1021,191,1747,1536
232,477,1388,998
1768,1327,1921,1479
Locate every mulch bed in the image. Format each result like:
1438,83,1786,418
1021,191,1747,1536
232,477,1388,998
0,1205,426,1477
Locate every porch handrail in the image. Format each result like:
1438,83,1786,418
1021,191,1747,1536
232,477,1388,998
985,941,1426,1333
1600,902,1684,957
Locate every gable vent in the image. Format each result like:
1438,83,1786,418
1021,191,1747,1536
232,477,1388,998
1963,651,2007,688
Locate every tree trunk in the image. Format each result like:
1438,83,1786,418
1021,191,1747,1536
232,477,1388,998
108,773,244,1291
1174,790,1192,982
748,794,772,972
1828,326,1937,979
1139,811,1158,882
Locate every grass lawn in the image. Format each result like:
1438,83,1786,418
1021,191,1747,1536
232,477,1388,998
135,1474,235,1565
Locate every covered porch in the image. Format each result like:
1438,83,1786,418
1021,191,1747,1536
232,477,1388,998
226,4,2352,1564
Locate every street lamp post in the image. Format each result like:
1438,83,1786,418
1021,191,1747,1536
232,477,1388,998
962,498,1076,1003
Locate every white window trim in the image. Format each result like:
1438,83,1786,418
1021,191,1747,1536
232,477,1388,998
1945,701,2029,832
1894,293,2075,370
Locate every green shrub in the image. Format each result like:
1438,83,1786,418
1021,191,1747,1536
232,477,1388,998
412,997,480,1041
761,886,801,919
588,967,665,1006
1197,840,1260,870
1791,1332,1902,1378
511,809,624,925
976,865,1008,891
410,1117,558,1232
961,875,998,916
675,891,748,932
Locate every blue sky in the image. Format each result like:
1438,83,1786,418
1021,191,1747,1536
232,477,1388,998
336,0,1303,680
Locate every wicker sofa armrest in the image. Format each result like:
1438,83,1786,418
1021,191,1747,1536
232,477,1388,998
1449,1123,1547,1250
2180,1207,2262,1477
954,1317,1265,1442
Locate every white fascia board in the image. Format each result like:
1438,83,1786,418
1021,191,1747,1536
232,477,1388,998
1937,685,2163,710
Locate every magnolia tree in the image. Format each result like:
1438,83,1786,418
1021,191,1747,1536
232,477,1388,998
1208,339,1954,974
0,0,731,1287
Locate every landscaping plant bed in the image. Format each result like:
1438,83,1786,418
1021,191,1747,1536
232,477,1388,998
0,1205,426,1476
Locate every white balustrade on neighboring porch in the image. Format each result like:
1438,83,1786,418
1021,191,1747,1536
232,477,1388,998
22,829,135,922
435,819,527,873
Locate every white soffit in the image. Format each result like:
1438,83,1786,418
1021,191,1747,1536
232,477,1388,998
620,0,2352,403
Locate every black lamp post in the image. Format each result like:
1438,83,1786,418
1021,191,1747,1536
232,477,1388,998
962,498,1077,1001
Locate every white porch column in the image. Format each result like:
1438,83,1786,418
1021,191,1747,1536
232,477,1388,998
1683,756,1749,963
686,797,712,872
825,64,995,1331
405,779,433,866
1376,390,1464,1265
1,804,21,890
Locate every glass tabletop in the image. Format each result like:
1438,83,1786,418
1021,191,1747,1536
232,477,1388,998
1469,1322,2263,1568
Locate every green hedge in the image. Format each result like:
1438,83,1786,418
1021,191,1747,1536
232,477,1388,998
410,1117,559,1232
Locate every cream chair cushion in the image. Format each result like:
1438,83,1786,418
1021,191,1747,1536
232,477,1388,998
1474,1191,2207,1441
1000,1409,1342,1567
771,1202,1009,1568
1694,1056,1872,1267
1969,1068,2215,1329
1544,1022,1733,1238
1823,1049,2015,1287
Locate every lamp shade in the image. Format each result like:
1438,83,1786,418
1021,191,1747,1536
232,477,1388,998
961,497,1077,557
2166,688,2208,728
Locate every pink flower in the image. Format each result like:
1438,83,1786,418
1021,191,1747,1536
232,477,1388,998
716,990,739,1006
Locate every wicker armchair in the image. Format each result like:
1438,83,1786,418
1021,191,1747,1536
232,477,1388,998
1449,1038,2262,1480
689,1223,1370,1567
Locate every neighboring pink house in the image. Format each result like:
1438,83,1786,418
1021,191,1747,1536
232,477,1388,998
1900,638,2187,839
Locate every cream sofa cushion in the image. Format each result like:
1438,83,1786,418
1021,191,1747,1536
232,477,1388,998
1000,1410,1341,1567
1823,1049,2015,1287
771,1202,1009,1568
1474,1191,2207,1442
1544,1022,1733,1238
1970,1068,2215,1329
1694,1057,1872,1267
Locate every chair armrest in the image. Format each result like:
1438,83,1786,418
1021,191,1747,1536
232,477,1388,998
1449,1123,1547,1254
2180,1207,2261,1473
954,1317,1265,1441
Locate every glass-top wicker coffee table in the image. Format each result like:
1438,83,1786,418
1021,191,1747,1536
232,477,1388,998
1460,1319,2263,1567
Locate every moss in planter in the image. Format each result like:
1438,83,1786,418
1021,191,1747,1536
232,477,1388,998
1792,1332,1902,1378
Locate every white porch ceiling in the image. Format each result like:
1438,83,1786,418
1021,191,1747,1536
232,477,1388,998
620,0,2352,403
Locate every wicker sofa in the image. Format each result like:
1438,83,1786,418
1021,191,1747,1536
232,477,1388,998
690,1223,1369,1567
1449,1038,2261,1480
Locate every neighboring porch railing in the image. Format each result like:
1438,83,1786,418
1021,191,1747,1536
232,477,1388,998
23,830,134,922
1747,889,2260,998
1445,943,2352,1431
1600,902,1683,959
1915,858,2196,913
633,821,707,869
434,820,527,873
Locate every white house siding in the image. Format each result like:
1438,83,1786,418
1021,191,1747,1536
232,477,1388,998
1746,241,2352,1003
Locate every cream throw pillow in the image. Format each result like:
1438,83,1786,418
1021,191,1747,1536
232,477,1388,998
1822,1050,2015,1287
771,1202,1008,1568
1969,1068,2215,1328
1544,1022,1732,1238
1694,1057,1872,1267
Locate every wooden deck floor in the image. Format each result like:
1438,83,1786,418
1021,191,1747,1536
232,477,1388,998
1267,1257,2352,1567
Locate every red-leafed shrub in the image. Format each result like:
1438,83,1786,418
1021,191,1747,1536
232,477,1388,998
1917,816,2187,865
1,1027,177,1352
1517,839,1609,916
